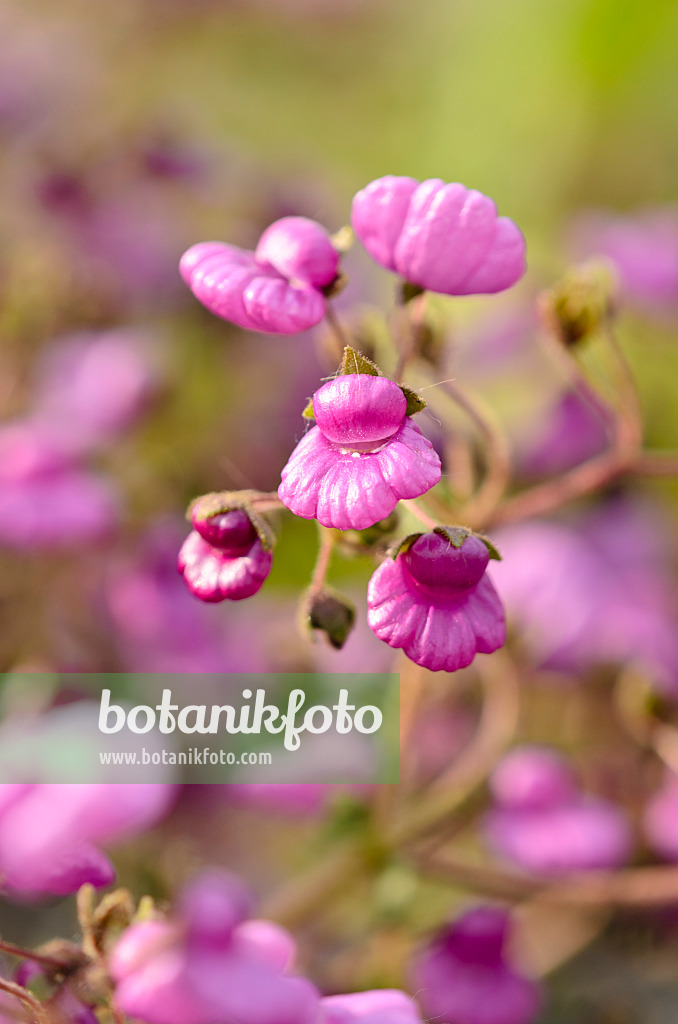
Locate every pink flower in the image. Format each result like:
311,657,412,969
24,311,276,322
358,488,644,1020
111,870,320,1024
0,784,175,897
351,177,526,295
180,217,339,334
178,508,273,603
322,990,423,1024
278,375,440,530
484,746,632,876
571,207,678,311
644,773,678,863
0,419,118,550
367,530,505,672
411,907,542,1024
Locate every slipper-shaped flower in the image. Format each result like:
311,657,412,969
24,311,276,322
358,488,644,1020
180,216,340,335
367,530,505,672
178,509,272,603
351,176,526,296
278,374,441,531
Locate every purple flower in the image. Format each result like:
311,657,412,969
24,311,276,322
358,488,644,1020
0,784,174,897
178,508,273,603
644,774,678,863
484,746,632,876
367,531,505,672
517,390,609,478
571,207,678,312
278,375,441,530
411,907,542,1024
107,524,267,672
111,870,320,1024
322,990,423,1024
351,177,526,295
33,329,157,449
180,217,339,334
492,500,678,695
0,419,118,550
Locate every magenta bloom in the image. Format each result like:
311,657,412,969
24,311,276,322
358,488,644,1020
279,375,440,530
367,531,505,672
179,509,272,602
180,216,339,334
351,177,526,295
484,746,632,876
111,870,320,1024
644,774,678,863
322,990,423,1024
33,329,156,448
0,784,174,897
571,207,678,311
411,907,542,1024
0,419,118,550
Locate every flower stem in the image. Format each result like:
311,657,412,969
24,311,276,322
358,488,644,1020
399,498,440,531
0,939,69,972
440,379,512,529
394,292,427,381
325,305,349,361
0,977,48,1024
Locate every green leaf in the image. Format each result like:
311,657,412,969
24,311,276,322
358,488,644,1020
338,345,382,377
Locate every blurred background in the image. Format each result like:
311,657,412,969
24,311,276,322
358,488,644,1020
2,1,678,1022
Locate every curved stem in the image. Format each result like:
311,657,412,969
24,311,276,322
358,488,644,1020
441,380,512,529
634,450,678,476
324,305,349,361
308,527,338,594
399,498,440,531
0,939,69,973
390,647,521,845
0,977,47,1024
394,292,427,381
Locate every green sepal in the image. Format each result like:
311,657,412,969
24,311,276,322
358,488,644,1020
399,280,425,305
387,532,424,560
302,398,315,419
399,384,427,415
433,525,471,548
338,345,382,377
433,524,502,561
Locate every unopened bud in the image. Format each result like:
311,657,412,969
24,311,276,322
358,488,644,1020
539,259,619,345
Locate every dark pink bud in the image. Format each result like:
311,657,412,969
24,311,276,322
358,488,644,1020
402,532,489,593
191,509,257,553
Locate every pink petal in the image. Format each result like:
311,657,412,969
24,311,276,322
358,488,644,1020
351,176,419,272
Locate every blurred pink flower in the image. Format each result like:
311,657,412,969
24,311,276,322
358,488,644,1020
352,177,526,295
571,207,678,312
484,746,632,875
411,906,542,1024
0,783,175,897
111,870,320,1024
180,217,339,334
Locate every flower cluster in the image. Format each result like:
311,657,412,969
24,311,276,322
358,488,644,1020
178,175,525,672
